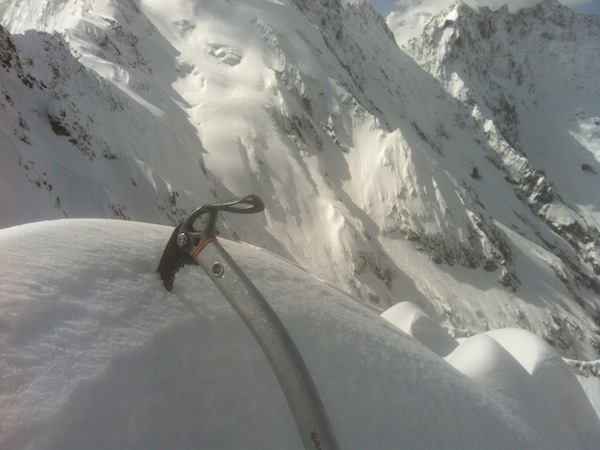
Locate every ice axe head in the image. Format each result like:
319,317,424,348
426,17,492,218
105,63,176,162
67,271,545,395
157,194,265,291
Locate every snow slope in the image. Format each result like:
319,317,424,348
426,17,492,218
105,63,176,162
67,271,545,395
1,0,600,362
1,218,599,449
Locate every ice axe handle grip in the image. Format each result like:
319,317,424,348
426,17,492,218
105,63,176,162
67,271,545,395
183,194,265,237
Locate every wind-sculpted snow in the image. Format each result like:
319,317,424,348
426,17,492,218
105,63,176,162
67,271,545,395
381,301,458,356
1,218,599,448
1,0,600,361
485,327,600,446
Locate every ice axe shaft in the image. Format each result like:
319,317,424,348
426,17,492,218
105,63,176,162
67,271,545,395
158,195,339,450
198,239,338,450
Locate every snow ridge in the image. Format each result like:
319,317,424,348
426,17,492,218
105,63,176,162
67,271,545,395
1,218,599,448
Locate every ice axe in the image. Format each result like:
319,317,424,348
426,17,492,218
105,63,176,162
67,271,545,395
158,194,339,450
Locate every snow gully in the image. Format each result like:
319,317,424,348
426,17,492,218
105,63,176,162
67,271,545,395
157,195,339,450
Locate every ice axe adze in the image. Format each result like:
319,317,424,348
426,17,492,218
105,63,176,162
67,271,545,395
157,194,339,450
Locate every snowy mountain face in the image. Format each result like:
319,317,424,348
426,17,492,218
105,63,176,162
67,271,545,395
402,0,600,355
1,0,600,361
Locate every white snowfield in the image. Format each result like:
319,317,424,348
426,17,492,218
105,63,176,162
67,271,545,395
1,218,599,449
